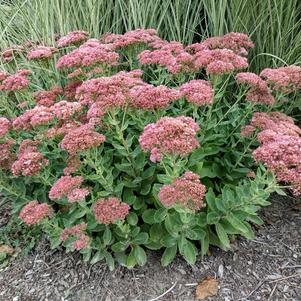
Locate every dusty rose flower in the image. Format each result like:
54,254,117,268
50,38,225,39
76,70,144,107
203,32,254,54
129,84,180,110
19,201,53,225
60,223,90,250
51,100,83,120
260,65,301,92
67,188,90,203
0,117,10,137
246,171,256,178
139,116,200,162
33,87,62,107
57,31,89,48
46,121,81,138
102,28,158,49
0,73,30,91
49,175,84,200
27,46,58,60
93,197,130,224
56,39,119,69
11,141,48,176
253,133,301,196
60,124,105,154
179,80,214,106
1,45,24,62
159,171,206,211
236,72,267,90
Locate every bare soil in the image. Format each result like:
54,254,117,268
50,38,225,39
0,194,300,301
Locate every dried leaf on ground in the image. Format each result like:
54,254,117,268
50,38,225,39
195,276,219,300
0,245,14,255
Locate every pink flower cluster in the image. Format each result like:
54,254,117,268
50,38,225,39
260,65,301,92
60,223,90,250
19,200,53,225
179,80,214,106
60,123,105,154
13,100,83,130
0,117,11,137
57,31,89,48
139,116,200,162
248,111,301,196
11,140,49,176
56,39,119,69
76,69,143,107
1,45,25,62
159,171,206,211
102,28,159,49
93,197,130,224
33,86,63,107
0,70,31,91
128,83,180,110
49,175,89,202
138,32,251,75
236,72,275,105
202,32,254,54
27,46,58,60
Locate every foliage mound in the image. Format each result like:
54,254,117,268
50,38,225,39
0,29,300,269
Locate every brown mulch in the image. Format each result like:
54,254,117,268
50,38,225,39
0,194,300,301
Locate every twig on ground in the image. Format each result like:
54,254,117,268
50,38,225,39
268,283,277,300
268,273,301,283
147,282,177,301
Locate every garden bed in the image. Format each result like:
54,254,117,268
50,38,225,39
1,194,300,301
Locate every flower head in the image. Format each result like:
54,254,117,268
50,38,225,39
19,201,53,225
139,116,200,162
27,46,58,60
180,80,214,106
129,84,180,110
0,117,10,137
49,175,85,201
11,141,48,176
159,171,206,211
57,31,89,47
93,197,130,224
59,124,105,154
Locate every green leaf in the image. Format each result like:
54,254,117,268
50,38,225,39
154,208,167,223
200,232,209,257
215,223,230,249
142,209,156,224
150,224,164,241
126,249,136,268
90,251,105,264
104,251,115,271
142,166,156,179
226,213,250,233
132,232,149,244
111,241,129,252
205,189,218,211
186,227,206,240
181,241,197,264
246,215,264,225
161,245,177,267
189,146,221,165
126,212,138,225
206,212,220,225
103,227,112,246
123,188,137,205
160,234,177,247
134,246,147,266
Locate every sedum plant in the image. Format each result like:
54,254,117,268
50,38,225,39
0,29,300,270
